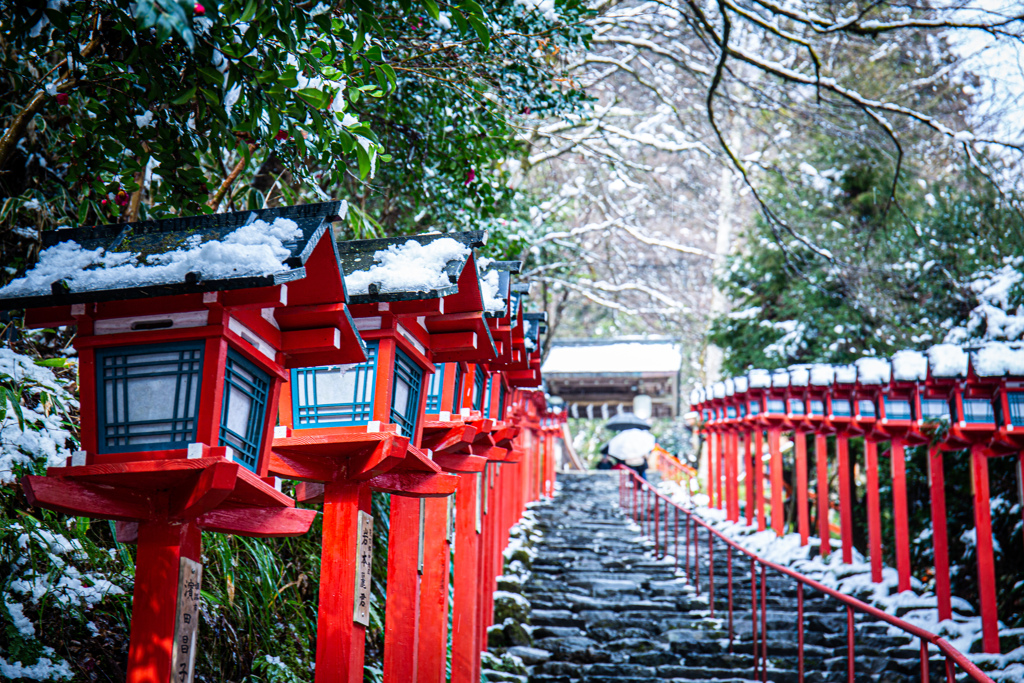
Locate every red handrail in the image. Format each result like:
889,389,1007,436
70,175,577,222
617,469,993,683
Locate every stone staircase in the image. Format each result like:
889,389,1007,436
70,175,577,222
487,472,950,683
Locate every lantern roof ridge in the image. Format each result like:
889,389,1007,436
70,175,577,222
338,231,485,304
854,356,891,384
809,363,835,385
890,349,928,381
0,201,344,309
478,258,521,317
969,341,1024,377
927,343,969,378
748,368,771,388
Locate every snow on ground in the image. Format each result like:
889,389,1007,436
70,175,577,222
344,237,469,296
656,480,1024,678
0,217,304,299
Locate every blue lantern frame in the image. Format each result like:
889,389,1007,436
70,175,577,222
218,348,271,473
291,342,379,429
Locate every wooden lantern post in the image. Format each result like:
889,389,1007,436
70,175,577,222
721,379,742,522
805,365,836,557
988,346,1024,567
730,377,755,526
785,365,813,545
271,232,503,683
744,371,772,532
920,344,965,624
825,364,863,564
870,351,931,593
851,358,885,583
6,203,362,683
762,369,793,536
938,345,1018,655
708,382,725,512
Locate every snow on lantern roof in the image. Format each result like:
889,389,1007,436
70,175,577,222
712,382,726,399
541,338,682,375
927,344,968,378
689,389,700,405
479,259,522,317
809,364,834,386
524,312,547,347
0,201,345,309
748,368,771,388
734,376,749,393
724,378,735,395
771,369,790,388
891,350,928,381
834,364,857,384
855,357,891,385
970,342,1024,377
788,364,811,386
338,231,485,304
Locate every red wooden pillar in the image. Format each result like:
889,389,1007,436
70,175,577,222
728,431,740,522
315,482,372,683
384,495,422,682
971,445,1000,654
126,521,202,683
707,432,717,507
890,440,912,592
768,428,784,536
928,446,952,622
754,429,766,532
451,472,482,683
717,436,725,510
865,439,883,583
815,434,830,557
795,431,809,545
837,435,855,564
744,430,754,526
417,497,452,683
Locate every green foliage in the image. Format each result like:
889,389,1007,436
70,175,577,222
709,147,1024,375
1,0,592,271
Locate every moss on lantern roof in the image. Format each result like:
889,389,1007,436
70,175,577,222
337,231,486,304
0,202,345,309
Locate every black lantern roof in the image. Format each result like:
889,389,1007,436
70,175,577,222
524,311,548,343
337,231,486,305
0,201,346,310
480,260,522,319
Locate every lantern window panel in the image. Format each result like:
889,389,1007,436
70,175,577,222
218,349,271,473
748,400,760,416
921,399,949,420
767,398,786,414
809,399,825,416
739,402,747,417
858,399,876,418
726,406,737,418
96,341,204,454
498,382,506,419
963,398,994,425
831,399,851,417
451,363,463,411
292,342,378,428
473,368,485,412
1007,392,1024,427
425,364,444,414
390,347,423,438
483,375,494,417
788,398,805,415
883,398,913,421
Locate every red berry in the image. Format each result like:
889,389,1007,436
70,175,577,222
194,3,205,14
275,129,289,141
56,93,69,106
101,199,108,205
